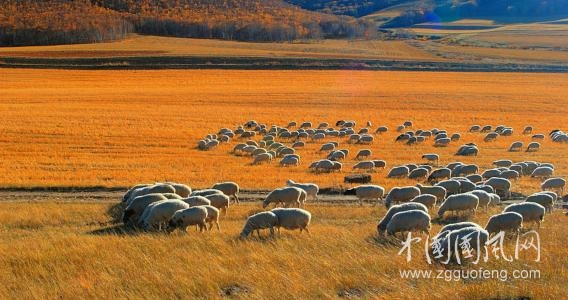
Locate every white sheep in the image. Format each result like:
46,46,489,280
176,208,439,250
355,149,372,160
319,143,336,152
191,189,224,197
164,182,192,197
386,210,431,237
525,193,554,213
410,194,437,209
140,199,190,231
485,177,512,199
434,227,489,263
377,202,428,235
202,205,221,231
262,187,303,208
240,211,279,238
435,179,461,196
122,183,151,203
162,193,183,199
526,142,540,152
469,190,491,212
437,193,479,219
493,160,513,168
422,153,439,165
344,184,385,206
352,161,375,172
271,208,311,234
385,186,421,208
286,179,319,202
122,193,168,226
183,196,212,207
166,206,208,233
408,168,429,181
387,166,410,178
485,212,523,237
434,221,481,240
211,182,240,203
280,155,300,167
427,168,451,183
503,202,545,229
124,183,176,204
509,141,523,152
205,193,230,215
541,177,565,195
416,184,447,202
253,152,273,165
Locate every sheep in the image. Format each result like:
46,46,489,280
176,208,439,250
434,138,451,147
122,183,151,203
435,180,461,196
476,184,496,194
124,183,176,204
271,208,311,234
300,122,312,129
253,152,272,165
204,193,230,215
485,177,512,199
452,164,479,177
450,133,461,141
387,166,410,178
201,205,221,231
292,141,305,149
427,168,451,183
182,196,212,207
191,189,224,197
166,206,208,233
395,133,411,142
327,150,346,161
455,145,478,156
526,142,541,152
437,193,479,219
140,199,190,231
311,159,333,173
403,121,413,128
286,179,319,202
506,141,523,152
211,182,239,203
410,194,437,209
163,182,192,198
469,190,491,212
525,193,554,213
353,161,375,173
541,177,566,195
239,211,279,238
469,125,481,132
372,160,387,169
355,149,372,160
493,159,513,168
262,187,303,208
530,166,553,179
422,153,439,165
122,193,168,226
532,134,545,140
435,222,481,239
386,210,431,237
280,156,300,167
466,174,483,183
481,125,492,133
375,126,388,134
162,193,183,199
457,179,476,193
408,168,429,181
286,121,297,128
434,227,489,263
344,184,385,206
484,132,499,142
357,135,374,145
416,184,447,202
377,202,428,235
485,212,524,237
503,203,545,229
523,126,533,135
358,128,369,134
385,186,421,208
319,143,336,152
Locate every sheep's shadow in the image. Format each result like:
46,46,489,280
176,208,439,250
366,234,403,248
106,202,125,224
87,224,139,236
433,215,474,225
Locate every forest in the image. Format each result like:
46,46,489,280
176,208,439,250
0,0,375,46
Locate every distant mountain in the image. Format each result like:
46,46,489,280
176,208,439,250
285,0,568,21
0,0,375,46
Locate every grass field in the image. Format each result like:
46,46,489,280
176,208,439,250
0,197,566,298
1,68,568,193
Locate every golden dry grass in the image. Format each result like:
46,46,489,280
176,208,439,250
1,68,568,193
0,200,566,298
0,34,438,61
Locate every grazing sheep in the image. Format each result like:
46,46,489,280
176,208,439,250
344,184,385,206
469,125,481,133
200,205,221,231
386,210,431,237
455,145,478,156
319,143,336,152
481,125,492,133
161,193,183,199
422,153,439,165
191,189,224,197
327,150,346,161
253,152,273,165
375,126,388,134
435,180,461,196
395,133,411,142
493,159,513,168
353,161,375,173
485,177,512,199
450,133,461,141
166,206,208,233
292,141,305,149
271,208,311,234
211,182,239,203
410,194,437,209
122,183,151,203
387,166,410,178
435,222,481,239
482,168,502,179
504,203,545,229
408,168,429,181
377,202,428,235
523,126,533,135
476,184,496,194
526,142,541,152
311,159,333,173
286,121,297,128
372,160,387,169
205,193,230,215
435,227,489,263
385,186,421,208
532,134,545,140
457,179,476,193
434,138,451,147
437,193,479,219
525,193,554,213
357,135,374,145
427,168,452,183
484,132,499,142
416,184,447,202
122,193,168,226
469,190,491,212
531,167,554,179
262,187,303,208
124,183,176,204
541,177,566,195
355,149,372,160
164,183,192,198
280,156,300,167
286,179,319,202
509,141,523,152
140,199,190,231
452,164,479,177
466,174,483,183
485,212,523,237
240,211,279,238
183,196,212,207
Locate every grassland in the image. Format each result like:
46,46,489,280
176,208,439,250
0,196,566,299
1,68,568,194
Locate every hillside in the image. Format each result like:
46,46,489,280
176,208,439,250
0,0,374,46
